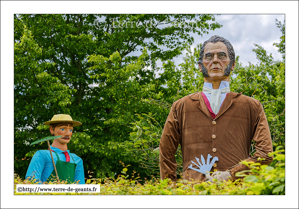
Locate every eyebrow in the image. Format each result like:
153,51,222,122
205,52,227,56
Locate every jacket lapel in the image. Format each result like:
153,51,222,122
188,92,241,120
189,92,213,120
215,92,241,119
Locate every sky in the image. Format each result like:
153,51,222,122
132,14,285,75
173,14,285,68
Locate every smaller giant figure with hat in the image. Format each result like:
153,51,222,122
25,114,85,184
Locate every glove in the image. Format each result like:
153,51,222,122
204,171,215,183
211,170,232,181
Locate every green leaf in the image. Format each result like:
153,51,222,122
269,182,280,187
235,170,252,177
244,175,259,183
272,185,284,194
265,166,274,171
251,183,265,195
274,154,285,161
30,135,62,145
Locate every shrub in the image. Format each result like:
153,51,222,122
14,148,285,195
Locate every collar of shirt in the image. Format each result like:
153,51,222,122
50,145,70,154
203,80,230,90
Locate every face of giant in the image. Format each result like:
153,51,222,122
50,123,73,145
199,42,234,79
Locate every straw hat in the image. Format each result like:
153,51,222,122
44,114,82,126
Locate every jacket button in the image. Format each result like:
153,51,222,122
212,121,216,125
212,148,217,152
213,163,217,167
212,134,216,139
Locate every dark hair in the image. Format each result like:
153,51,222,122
198,35,235,65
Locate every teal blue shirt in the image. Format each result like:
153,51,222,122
25,146,85,184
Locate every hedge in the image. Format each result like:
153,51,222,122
14,147,284,195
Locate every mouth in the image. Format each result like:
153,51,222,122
62,137,70,140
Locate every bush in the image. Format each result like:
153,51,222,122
14,148,284,195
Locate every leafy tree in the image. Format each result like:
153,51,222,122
14,27,73,173
231,19,285,152
14,14,221,179
273,19,285,60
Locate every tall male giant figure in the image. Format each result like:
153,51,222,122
159,35,273,182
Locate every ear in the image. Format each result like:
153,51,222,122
198,63,202,72
231,62,235,72
49,126,55,135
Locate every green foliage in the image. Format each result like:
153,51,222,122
273,19,285,60
30,135,62,145
121,113,183,180
234,146,285,195
177,44,204,97
230,22,285,151
14,150,285,195
14,14,221,179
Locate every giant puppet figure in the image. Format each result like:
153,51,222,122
26,114,85,184
159,35,273,182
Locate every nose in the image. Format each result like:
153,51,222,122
65,129,72,135
212,54,220,63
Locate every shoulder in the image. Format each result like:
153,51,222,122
29,150,51,164
32,150,48,158
70,152,83,162
172,92,201,109
232,93,263,117
234,93,261,108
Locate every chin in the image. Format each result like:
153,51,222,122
59,139,70,144
209,73,224,78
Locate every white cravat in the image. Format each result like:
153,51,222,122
202,82,230,114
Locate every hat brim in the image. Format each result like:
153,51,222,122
44,120,82,127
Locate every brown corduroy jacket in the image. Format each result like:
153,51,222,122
159,92,273,181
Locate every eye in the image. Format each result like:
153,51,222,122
205,53,213,61
218,52,227,60
70,130,73,132
60,128,65,131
